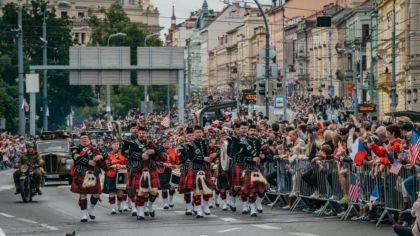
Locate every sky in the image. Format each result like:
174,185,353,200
151,0,273,39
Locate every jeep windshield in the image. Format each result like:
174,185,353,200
37,141,69,153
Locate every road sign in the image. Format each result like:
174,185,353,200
273,96,284,108
331,113,338,122
345,100,352,109
256,64,278,79
328,85,334,97
358,104,376,113
350,98,355,111
258,46,277,60
25,73,40,93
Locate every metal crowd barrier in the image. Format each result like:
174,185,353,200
264,158,420,227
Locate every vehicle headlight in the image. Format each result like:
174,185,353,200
20,164,28,173
60,158,66,165
66,159,74,165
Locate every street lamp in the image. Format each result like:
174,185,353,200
106,32,127,120
143,32,160,114
41,1,70,131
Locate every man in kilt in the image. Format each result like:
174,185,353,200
215,129,231,211
241,124,268,217
158,136,180,209
229,122,249,212
185,126,216,218
128,126,164,220
70,133,107,222
177,127,195,215
121,122,138,215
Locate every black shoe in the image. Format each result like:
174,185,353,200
215,203,220,207
193,210,197,215
204,212,211,216
14,189,20,195
242,210,249,215
169,204,174,208
111,211,116,215
132,212,137,216
185,211,192,216
164,206,169,210
257,209,263,213
149,210,155,218
209,205,213,209
80,219,88,222
89,214,95,220
230,206,236,212
137,216,145,220
196,215,204,219
36,189,42,195
251,213,257,217
222,208,228,211
144,211,149,217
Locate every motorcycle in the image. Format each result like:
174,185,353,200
18,164,41,202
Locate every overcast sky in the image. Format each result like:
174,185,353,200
151,0,273,39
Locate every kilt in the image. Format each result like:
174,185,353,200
231,163,244,188
127,170,160,196
71,175,101,195
182,167,213,193
242,170,267,195
158,167,172,190
102,176,117,194
178,170,189,194
216,173,230,190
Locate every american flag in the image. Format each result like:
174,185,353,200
160,116,170,128
408,129,420,164
389,161,402,175
21,98,29,112
328,32,334,43
377,55,387,65
348,173,360,203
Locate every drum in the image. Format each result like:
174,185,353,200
116,169,127,190
169,168,181,187
220,140,231,171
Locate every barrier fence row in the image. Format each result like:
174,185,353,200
263,158,419,227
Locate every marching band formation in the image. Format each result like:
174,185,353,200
70,121,274,222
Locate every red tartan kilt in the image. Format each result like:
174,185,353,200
178,171,189,194
71,175,101,195
127,170,160,196
181,168,213,193
242,170,267,195
231,163,244,188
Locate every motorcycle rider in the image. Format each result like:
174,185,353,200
13,142,44,195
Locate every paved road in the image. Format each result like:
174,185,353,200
0,169,395,236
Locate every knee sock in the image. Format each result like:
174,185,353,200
162,190,168,199
249,195,256,204
136,196,146,207
117,196,123,203
220,191,227,200
149,193,158,202
169,189,175,196
90,196,99,206
203,194,211,201
109,196,116,204
241,192,248,202
193,195,202,206
79,198,87,210
184,193,191,203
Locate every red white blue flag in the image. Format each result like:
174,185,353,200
408,129,420,164
349,173,360,202
351,138,367,166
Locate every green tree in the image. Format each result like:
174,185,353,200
0,0,97,132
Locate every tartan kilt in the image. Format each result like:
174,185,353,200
242,170,267,195
178,170,189,194
216,173,230,190
102,176,117,194
231,163,244,188
182,168,213,193
158,167,172,190
71,175,101,195
127,170,160,196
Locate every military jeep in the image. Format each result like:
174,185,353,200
37,131,74,184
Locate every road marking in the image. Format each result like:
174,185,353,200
57,185,70,188
0,185,14,192
206,214,218,218
39,224,59,231
217,228,241,233
0,212,15,218
17,218,38,224
220,217,238,222
288,233,320,236
252,224,280,230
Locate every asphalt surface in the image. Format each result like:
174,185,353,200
0,169,396,236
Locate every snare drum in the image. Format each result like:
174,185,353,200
169,168,181,187
116,169,127,190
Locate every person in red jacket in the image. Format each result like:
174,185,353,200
103,139,127,214
158,136,180,209
371,125,401,177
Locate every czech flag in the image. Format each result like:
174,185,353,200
372,57,377,69
351,138,367,166
224,112,232,120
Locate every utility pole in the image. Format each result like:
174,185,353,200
328,36,333,100
352,42,358,117
187,41,191,102
282,8,287,120
391,0,397,113
237,69,240,111
360,39,364,104
42,11,48,131
18,5,25,135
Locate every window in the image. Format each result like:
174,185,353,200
81,33,85,44
362,24,369,44
75,33,79,42
129,0,135,4
61,11,68,18
78,12,84,18
395,8,401,34
362,55,366,70
118,0,124,4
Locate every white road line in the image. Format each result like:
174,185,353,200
252,224,280,230
0,212,15,218
206,214,218,218
57,185,70,189
217,228,241,233
220,217,238,222
0,185,14,192
39,224,59,231
288,233,320,236
17,218,38,224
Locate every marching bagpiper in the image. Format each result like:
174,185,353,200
158,136,180,209
102,139,128,214
70,133,107,222
214,129,231,211
177,127,195,216
127,125,164,220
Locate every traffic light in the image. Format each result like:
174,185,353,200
317,16,331,27
258,81,265,88
277,82,282,88
259,89,265,95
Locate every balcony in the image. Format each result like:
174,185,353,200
377,72,392,90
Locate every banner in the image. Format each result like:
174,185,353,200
347,83,353,98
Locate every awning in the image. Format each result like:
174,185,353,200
384,110,420,122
